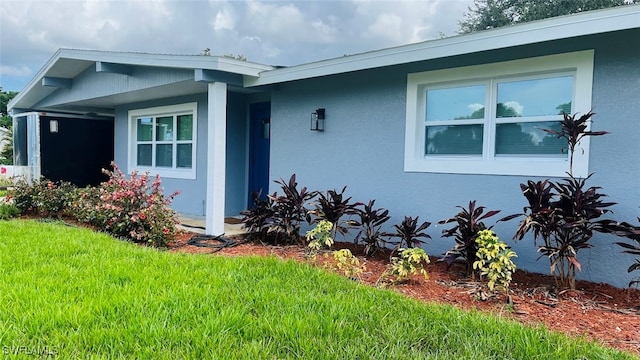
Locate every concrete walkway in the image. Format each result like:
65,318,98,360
178,214,246,236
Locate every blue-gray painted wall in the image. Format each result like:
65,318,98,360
113,92,249,218
269,29,640,288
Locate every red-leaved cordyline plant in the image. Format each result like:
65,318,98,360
601,217,640,288
80,162,180,247
515,111,616,289
312,186,362,241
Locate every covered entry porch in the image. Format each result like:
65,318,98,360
8,49,274,236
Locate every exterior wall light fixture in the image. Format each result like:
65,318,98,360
49,119,59,133
310,108,325,131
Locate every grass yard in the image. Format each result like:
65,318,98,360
0,219,635,359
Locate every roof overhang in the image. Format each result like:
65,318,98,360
9,49,274,113
245,4,640,87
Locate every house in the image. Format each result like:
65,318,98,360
9,5,640,287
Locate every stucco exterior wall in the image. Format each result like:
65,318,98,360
269,30,640,287
114,91,249,218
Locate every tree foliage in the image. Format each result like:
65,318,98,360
459,0,638,33
0,90,18,165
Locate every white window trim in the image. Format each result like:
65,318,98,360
128,102,198,179
404,50,594,178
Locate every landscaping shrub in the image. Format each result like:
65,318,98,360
604,217,640,288
312,186,360,240
389,216,431,250
473,229,517,292
352,199,390,257
327,248,365,279
439,200,516,275
241,190,276,242
383,247,430,284
10,178,76,217
515,111,616,289
86,163,180,247
267,174,317,244
0,202,19,220
306,220,334,254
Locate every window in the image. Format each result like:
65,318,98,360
405,51,594,177
128,103,197,179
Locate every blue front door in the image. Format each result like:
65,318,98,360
248,102,270,207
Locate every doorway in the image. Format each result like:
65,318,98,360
247,102,270,207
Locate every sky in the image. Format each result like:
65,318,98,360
0,0,474,92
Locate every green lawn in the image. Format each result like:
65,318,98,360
0,219,635,359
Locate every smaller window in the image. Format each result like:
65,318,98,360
128,103,197,179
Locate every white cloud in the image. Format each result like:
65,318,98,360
468,103,484,112
0,0,474,91
503,101,524,115
213,8,235,30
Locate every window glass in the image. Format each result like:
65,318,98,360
137,144,152,166
495,121,566,156
426,85,485,121
425,124,483,155
156,116,173,141
156,144,173,167
177,115,193,141
177,144,192,168
496,76,573,118
137,118,153,141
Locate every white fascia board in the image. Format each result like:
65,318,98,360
246,5,640,87
54,49,274,76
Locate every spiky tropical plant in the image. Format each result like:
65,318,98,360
439,200,517,275
389,216,431,250
601,217,640,288
516,111,616,289
312,186,361,240
268,174,318,245
241,190,275,242
352,199,390,257
541,111,607,174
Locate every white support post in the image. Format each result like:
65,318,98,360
206,82,227,235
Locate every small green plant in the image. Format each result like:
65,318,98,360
473,230,517,292
0,202,19,220
327,248,365,279
385,247,430,284
307,220,334,252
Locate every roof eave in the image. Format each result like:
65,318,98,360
8,49,275,112
245,5,640,87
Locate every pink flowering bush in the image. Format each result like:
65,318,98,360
82,162,180,247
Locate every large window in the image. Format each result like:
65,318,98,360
128,103,197,179
405,51,594,177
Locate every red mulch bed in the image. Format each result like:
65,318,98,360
169,231,640,355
